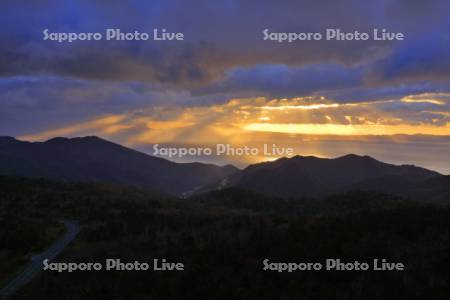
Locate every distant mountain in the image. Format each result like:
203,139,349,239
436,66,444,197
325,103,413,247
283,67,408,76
0,136,238,196
1,137,447,202
215,154,445,201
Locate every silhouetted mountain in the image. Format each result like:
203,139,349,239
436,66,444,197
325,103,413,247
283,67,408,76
216,154,445,201
0,136,20,147
0,136,238,195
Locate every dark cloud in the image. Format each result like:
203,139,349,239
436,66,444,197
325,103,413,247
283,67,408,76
320,83,450,103
195,64,363,98
367,30,450,84
1,0,449,93
0,75,235,136
1,0,450,139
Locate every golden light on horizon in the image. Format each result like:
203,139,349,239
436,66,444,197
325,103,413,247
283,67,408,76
400,93,448,105
401,98,446,105
19,115,128,141
19,94,450,147
242,122,450,136
12,94,450,174
260,103,340,110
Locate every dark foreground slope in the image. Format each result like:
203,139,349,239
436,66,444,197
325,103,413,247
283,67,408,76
0,136,237,195
1,176,449,300
218,154,447,201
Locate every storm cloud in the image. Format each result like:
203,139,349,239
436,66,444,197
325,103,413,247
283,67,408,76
1,0,450,93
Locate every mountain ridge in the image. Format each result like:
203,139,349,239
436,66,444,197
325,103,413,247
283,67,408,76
0,136,238,196
1,136,447,202
215,153,444,200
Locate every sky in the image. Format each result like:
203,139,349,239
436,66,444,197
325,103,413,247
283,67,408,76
1,0,450,173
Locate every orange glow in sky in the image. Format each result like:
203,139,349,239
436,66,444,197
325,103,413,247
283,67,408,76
243,122,450,136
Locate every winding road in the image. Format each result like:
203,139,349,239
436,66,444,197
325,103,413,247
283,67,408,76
0,220,80,298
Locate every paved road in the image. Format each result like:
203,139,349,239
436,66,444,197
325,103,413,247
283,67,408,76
0,220,80,298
